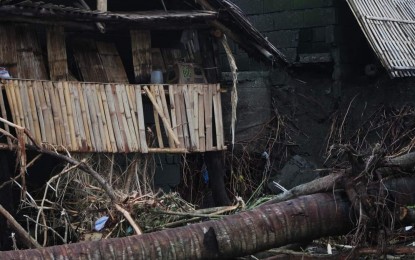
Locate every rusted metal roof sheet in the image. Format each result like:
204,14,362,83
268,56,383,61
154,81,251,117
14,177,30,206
347,0,415,77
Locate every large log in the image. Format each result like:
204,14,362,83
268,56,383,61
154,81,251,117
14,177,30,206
1,176,415,259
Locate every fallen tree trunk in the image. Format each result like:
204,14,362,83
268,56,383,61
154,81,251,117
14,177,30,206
2,175,415,259
0,193,353,259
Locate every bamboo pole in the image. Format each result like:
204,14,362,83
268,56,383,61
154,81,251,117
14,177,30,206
40,82,54,144
91,84,106,152
47,82,62,146
183,85,197,150
119,84,138,151
150,85,164,148
168,85,178,138
106,84,124,151
63,82,77,149
33,81,47,144
100,84,117,152
95,84,111,152
143,86,180,146
135,86,148,153
85,85,102,151
173,86,185,148
192,85,200,151
56,82,71,148
159,85,174,148
198,86,206,152
78,83,93,151
20,81,33,144
204,85,213,150
115,84,131,152
70,83,82,150
212,83,222,150
126,85,140,151
0,82,12,147
178,85,190,148
216,83,224,149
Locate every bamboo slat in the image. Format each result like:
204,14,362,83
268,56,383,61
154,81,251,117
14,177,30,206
20,81,32,143
183,85,197,150
173,86,185,148
178,85,190,148
159,85,175,148
168,85,178,138
70,83,82,150
70,83,83,150
15,81,25,129
100,84,117,152
28,81,41,143
95,84,111,152
33,81,47,144
106,84,125,151
216,83,224,149
0,84,12,147
198,86,205,152
126,85,141,151
204,85,213,150
135,85,148,153
119,84,138,151
47,25,68,81
131,30,152,83
115,84,131,152
143,86,180,147
150,85,164,148
78,83,92,150
56,82,71,148
192,85,200,150
212,83,222,150
4,81,17,127
88,85,103,152
40,81,54,144
46,81,63,146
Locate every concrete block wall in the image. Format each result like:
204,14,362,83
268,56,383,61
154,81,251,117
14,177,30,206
220,0,339,71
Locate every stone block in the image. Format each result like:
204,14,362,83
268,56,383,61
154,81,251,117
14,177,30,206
312,27,326,42
264,0,334,12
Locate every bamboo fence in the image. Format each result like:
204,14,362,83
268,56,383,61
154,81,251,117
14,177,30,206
0,80,225,153
347,0,415,77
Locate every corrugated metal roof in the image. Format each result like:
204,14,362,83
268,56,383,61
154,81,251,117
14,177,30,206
347,0,415,77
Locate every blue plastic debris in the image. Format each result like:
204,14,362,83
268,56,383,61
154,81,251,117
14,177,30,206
94,216,109,231
202,168,209,184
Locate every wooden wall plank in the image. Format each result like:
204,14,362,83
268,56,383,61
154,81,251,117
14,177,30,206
198,86,205,152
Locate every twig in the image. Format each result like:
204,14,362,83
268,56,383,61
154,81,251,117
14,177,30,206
115,204,142,235
0,204,41,249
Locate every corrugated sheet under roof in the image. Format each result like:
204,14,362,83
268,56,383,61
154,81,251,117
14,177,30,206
347,0,415,77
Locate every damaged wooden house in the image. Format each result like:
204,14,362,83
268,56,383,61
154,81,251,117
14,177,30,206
0,0,287,250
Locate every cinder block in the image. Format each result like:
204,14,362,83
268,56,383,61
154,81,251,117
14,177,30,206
249,14,274,32
274,10,305,30
303,8,337,27
231,0,263,14
266,30,299,48
312,27,326,42
263,0,291,12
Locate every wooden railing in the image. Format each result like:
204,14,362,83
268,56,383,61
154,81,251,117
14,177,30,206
0,80,225,153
